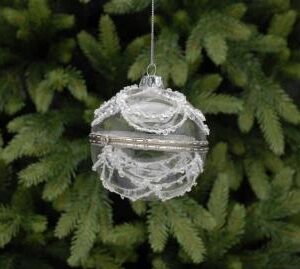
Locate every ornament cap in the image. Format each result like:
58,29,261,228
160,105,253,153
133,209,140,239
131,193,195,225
139,75,164,89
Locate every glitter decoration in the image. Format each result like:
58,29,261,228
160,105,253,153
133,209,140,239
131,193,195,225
90,75,209,201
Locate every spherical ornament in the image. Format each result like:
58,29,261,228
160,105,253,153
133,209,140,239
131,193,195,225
90,75,209,201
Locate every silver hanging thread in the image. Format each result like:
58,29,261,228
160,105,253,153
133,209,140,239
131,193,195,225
147,0,156,76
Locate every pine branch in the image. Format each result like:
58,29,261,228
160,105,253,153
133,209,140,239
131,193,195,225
17,139,88,195
273,85,300,125
226,256,243,269
99,15,121,59
78,15,121,79
68,207,99,266
0,204,47,248
63,68,88,102
2,0,74,41
27,0,51,25
272,167,294,194
256,105,284,155
0,206,21,248
1,8,26,28
170,56,188,87
166,200,206,263
210,143,228,170
271,190,300,219
55,198,84,239
224,3,247,19
103,223,146,246
193,92,243,115
185,23,202,64
238,103,255,133
147,203,169,253
23,215,47,233
208,174,229,229
52,14,75,31
85,249,123,269
131,201,147,216
186,11,251,64
34,82,54,114
78,31,108,74
282,62,300,80
191,74,223,95
0,71,25,115
226,204,246,247
180,198,216,231
262,150,285,174
49,38,75,64
152,257,169,269
128,54,149,81
204,203,246,259
225,43,299,155
269,10,297,37
2,113,65,163
43,140,89,201
55,175,113,266
104,0,150,14
204,34,228,65
35,67,87,112
244,158,271,200
125,35,150,60
67,180,102,265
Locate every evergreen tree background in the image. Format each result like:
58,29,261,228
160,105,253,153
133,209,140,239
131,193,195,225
1,0,300,268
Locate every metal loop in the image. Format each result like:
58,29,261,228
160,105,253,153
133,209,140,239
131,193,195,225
147,63,157,76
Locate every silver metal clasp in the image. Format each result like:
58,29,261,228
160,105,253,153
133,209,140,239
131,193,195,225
139,75,164,89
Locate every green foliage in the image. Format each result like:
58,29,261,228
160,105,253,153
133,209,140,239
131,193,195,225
56,175,113,266
20,139,89,201
2,0,74,41
1,0,300,268
0,71,25,115
245,157,271,200
129,29,188,86
34,67,88,113
190,75,243,114
167,200,206,263
186,11,251,64
148,202,169,252
78,15,122,80
225,44,300,155
84,249,123,269
0,0,77,115
203,179,246,261
131,200,147,216
208,174,229,228
152,257,169,269
0,189,47,248
104,0,151,14
147,199,207,263
2,113,65,162
269,10,297,37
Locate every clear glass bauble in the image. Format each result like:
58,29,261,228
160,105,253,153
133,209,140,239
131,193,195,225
90,75,209,201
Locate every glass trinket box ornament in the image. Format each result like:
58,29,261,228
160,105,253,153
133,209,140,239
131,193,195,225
90,75,210,201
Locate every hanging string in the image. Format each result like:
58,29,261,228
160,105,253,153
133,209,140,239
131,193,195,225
147,0,156,76
150,0,155,66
